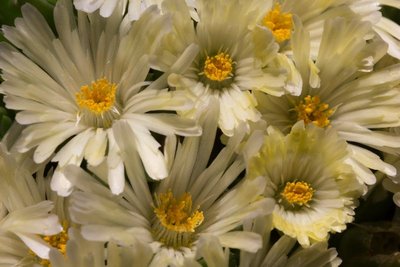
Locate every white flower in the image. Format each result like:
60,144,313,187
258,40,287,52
246,122,363,247
67,105,274,267
239,216,342,267
256,17,400,187
0,0,201,196
0,144,109,267
0,145,62,265
191,216,342,267
153,0,292,136
48,228,107,267
347,0,400,59
73,0,198,21
269,0,398,59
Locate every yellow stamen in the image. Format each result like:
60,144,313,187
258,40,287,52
295,95,333,128
31,221,69,267
154,191,204,233
263,4,293,43
281,181,314,206
39,259,51,267
203,52,233,81
76,78,117,114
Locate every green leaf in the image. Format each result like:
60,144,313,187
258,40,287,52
0,0,22,26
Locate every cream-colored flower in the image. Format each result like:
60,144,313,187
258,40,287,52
153,0,295,137
190,216,342,267
47,228,107,267
261,0,400,59
256,17,400,187
73,0,198,21
240,216,342,267
0,0,200,196
0,144,107,267
0,145,62,265
246,122,363,247
68,106,274,266
345,0,400,59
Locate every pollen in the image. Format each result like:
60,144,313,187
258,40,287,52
76,78,117,114
154,191,204,233
263,4,293,43
281,181,314,206
31,221,69,267
203,52,234,81
295,95,333,128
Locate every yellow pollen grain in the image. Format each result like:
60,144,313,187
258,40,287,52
32,221,69,267
76,78,117,114
154,191,204,233
295,95,333,128
281,181,314,206
263,3,293,43
203,52,233,81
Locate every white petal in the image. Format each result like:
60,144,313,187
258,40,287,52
348,145,396,176
84,128,107,166
81,225,153,246
196,235,229,267
108,159,125,195
17,233,51,259
125,121,168,180
217,231,262,253
52,129,94,167
51,167,74,196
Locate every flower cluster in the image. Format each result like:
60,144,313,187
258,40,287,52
0,0,399,266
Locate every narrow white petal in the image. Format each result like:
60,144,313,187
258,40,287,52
16,233,51,259
51,167,74,196
218,231,262,253
84,128,107,166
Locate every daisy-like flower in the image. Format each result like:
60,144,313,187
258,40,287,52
48,228,107,267
67,106,274,266
260,0,400,59
153,0,296,137
0,143,108,267
74,0,198,21
299,0,400,60
239,216,342,267
0,145,62,265
193,215,342,267
268,0,371,55
73,0,130,18
256,17,400,187
246,122,363,247
0,0,201,196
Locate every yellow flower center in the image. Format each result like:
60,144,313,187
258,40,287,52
203,52,233,81
263,4,293,43
281,181,314,206
153,190,204,249
295,95,333,128
76,78,117,114
154,191,204,233
31,221,69,267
